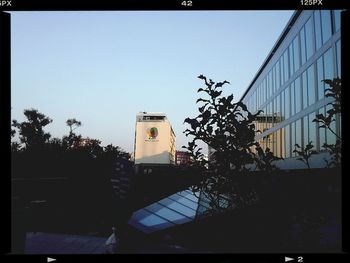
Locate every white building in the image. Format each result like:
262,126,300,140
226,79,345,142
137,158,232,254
134,112,176,165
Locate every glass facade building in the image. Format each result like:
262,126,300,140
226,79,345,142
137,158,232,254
240,10,341,167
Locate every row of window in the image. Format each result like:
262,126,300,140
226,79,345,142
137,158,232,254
257,106,340,159
245,10,341,114
252,41,340,132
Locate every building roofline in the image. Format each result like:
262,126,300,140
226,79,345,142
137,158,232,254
137,112,167,116
239,10,301,102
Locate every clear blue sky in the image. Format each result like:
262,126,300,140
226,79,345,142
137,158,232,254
10,11,294,154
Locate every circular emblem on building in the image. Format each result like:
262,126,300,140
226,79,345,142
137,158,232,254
147,127,158,139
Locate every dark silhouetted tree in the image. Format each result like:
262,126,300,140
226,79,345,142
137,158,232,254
293,142,318,169
12,108,52,149
255,145,283,172
313,78,341,167
62,118,82,149
183,75,270,212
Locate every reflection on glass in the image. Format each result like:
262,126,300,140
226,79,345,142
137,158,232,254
289,43,294,76
333,10,341,32
158,199,196,218
295,77,302,113
308,111,317,150
277,129,282,158
281,55,285,85
302,71,308,109
284,86,290,119
267,102,273,129
324,48,334,80
267,71,272,99
272,66,276,94
336,40,341,77
291,122,296,157
303,115,309,147
307,64,316,105
317,56,325,100
296,119,302,149
285,124,290,158
281,91,285,122
276,60,281,90
300,26,306,66
326,104,337,146
283,49,289,83
273,131,277,156
305,17,314,61
146,203,186,222
139,213,171,227
314,10,322,51
293,35,300,73
321,10,332,44
169,194,198,210
281,128,285,158
291,82,295,116
274,95,281,124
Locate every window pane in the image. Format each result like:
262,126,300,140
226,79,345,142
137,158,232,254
266,71,272,99
289,44,294,76
276,129,282,157
307,64,316,105
309,111,318,150
179,190,199,203
303,115,309,147
324,47,334,80
305,17,314,61
158,198,196,218
271,65,276,96
336,40,341,77
296,119,302,149
169,194,198,210
291,83,295,116
285,87,290,120
291,122,296,157
281,54,285,85
300,27,307,65
293,35,300,72
314,10,323,51
321,10,332,44
302,71,308,109
275,95,281,124
281,92,285,122
276,60,281,89
318,108,326,150
295,77,302,113
269,102,273,129
146,203,188,223
139,213,172,228
326,104,337,145
333,10,341,32
285,124,290,158
317,56,325,100
264,105,268,131
284,50,289,82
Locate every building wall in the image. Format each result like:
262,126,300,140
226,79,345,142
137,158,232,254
241,10,341,168
134,114,176,165
176,151,191,165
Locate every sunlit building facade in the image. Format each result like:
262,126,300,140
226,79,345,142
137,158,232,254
134,112,176,165
241,10,342,169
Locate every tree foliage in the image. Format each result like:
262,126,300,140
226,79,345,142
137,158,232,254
11,108,129,178
293,142,318,169
12,108,52,149
183,75,277,213
255,145,283,172
312,78,342,167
